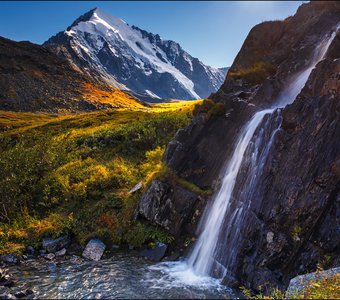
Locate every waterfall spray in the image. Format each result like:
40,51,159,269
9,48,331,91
186,23,340,278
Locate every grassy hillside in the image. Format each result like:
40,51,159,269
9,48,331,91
0,101,201,254
0,36,149,112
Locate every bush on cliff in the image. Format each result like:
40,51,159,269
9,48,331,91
193,98,226,121
229,61,276,84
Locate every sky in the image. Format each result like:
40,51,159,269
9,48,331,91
0,1,304,68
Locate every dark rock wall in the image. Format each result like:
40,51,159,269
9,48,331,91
218,57,340,290
136,0,340,290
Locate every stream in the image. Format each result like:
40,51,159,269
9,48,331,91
6,252,236,299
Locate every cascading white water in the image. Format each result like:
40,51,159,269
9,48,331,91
150,24,339,288
187,108,275,275
186,23,340,278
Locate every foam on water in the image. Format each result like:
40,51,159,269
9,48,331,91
147,261,224,289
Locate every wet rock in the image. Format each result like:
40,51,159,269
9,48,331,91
70,255,83,264
20,255,28,261
26,246,35,256
13,291,25,299
13,289,34,299
0,255,19,266
45,253,55,260
42,235,70,253
139,242,167,262
55,248,66,257
0,269,13,288
25,291,34,299
112,244,120,250
82,239,106,261
221,274,239,289
162,251,180,262
0,293,16,299
47,262,57,272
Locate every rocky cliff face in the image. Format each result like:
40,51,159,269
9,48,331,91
44,8,227,102
136,1,340,290
0,37,146,112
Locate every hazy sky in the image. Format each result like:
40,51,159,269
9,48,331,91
0,1,304,68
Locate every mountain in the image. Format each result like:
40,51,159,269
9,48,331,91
44,8,227,102
136,0,340,291
0,36,147,112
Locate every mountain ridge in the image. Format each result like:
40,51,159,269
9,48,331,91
44,8,227,101
0,36,147,112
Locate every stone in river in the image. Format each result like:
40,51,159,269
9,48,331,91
82,239,106,261
139,242,167,261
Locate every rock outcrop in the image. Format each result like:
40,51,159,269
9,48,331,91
137,180,206,237
136,0,340,291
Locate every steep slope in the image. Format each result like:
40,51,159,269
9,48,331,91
0,36,146,112
44,8,227,102
136,0,340,291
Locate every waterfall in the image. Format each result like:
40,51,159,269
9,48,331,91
186,24,340,278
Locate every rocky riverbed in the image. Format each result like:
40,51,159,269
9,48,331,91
0,251,235,299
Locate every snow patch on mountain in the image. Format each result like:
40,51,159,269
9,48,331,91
45,8,228,101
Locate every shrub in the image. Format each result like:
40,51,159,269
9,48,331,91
206,102,226,120
156,165,212,196
193,99,226,121
193,98,215,116
297,273,339,299
229,61,276,84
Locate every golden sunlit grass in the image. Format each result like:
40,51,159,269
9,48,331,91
0,100,200,254
297,272,340,299
0,99,201,137
240,268,340,299
82,82,147,109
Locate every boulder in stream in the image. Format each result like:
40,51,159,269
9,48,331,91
55,248,66,257
82,239,106,261
45,253,55,260
42,235,70,253
0,255,19,266
139,242,167,261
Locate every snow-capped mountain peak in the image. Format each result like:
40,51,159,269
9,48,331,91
45,8,227,101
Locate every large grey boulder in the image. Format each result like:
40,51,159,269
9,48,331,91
42,235,70,253
82,239,106,261
286,267,340,298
